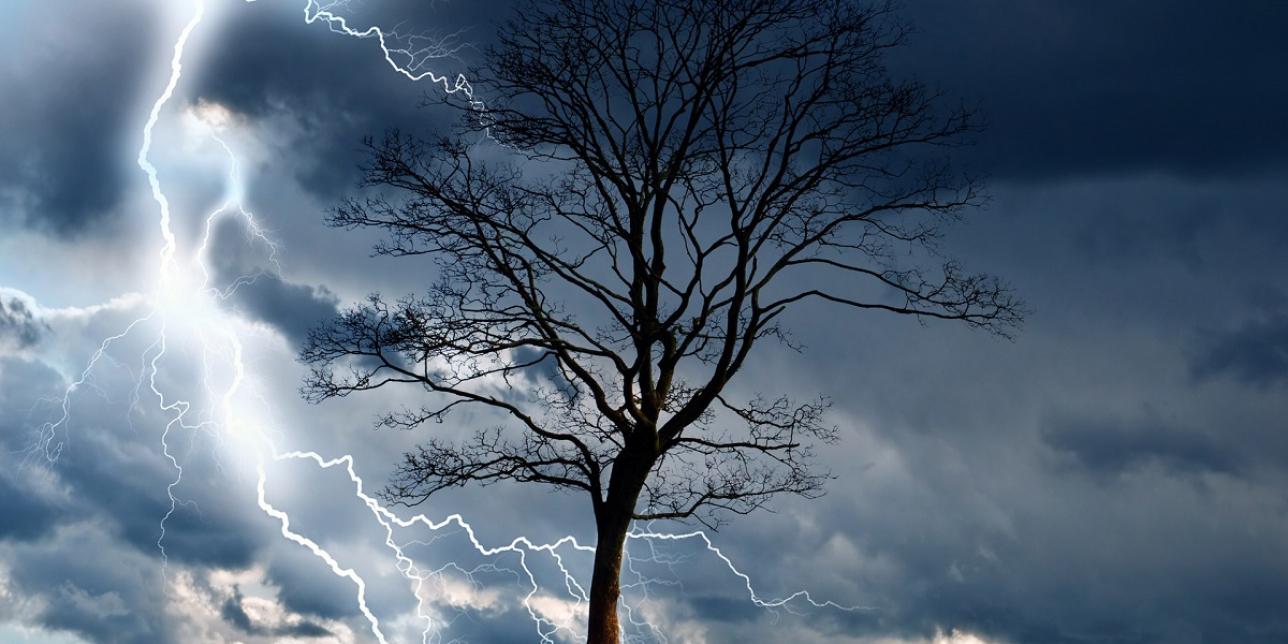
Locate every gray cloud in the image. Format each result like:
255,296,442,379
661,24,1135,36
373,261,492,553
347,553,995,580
224,275,340,354
1042,414,1242,477
190,1,482,202
0,0,155,236
0,306,398,642
5,524,175,644
0,322,344,640
1192,312,1288,388
0,295,47,349
892,0,1288,181
0,467,65,542
264,552,364,621
206,215,340,353
221,586,332,638
5,2,1288,643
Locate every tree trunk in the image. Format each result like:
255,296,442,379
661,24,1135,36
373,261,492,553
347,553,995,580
585,507,632,644
585,450,651,644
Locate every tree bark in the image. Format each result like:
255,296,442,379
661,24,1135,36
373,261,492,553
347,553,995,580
586,509,632,644
585,450,652,644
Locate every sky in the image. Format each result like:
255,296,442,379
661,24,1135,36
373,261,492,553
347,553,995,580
1,1,1287,643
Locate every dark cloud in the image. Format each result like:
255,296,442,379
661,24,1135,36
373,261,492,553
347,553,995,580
5,524,175,644
191,1,483,201
0,347,259,640
702,172,1288,643
0,468,64,542
1192,312,1288,387
892,0,1288,181
0,331,377,642
0,295,47,348
266,553,364,620
207,215,340,352
281,620,333,638
445,606,568,644
1042,414,1242,477
512,345,578,399
0,276,405,643
221,586,332,638
220,588,257,632
687,595,763,623
0,1,155,236
225,275,340,353
8,2,1288,643
0,358,66,449
18,362,262,569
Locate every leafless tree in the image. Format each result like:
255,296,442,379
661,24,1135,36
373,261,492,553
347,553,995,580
301,0,1021,641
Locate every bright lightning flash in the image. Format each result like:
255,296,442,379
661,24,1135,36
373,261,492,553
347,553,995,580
27,1,862,642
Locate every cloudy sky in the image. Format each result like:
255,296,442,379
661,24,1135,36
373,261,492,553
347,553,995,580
2,1,1287,643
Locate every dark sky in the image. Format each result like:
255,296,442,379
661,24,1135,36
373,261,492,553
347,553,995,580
1,1,1287,643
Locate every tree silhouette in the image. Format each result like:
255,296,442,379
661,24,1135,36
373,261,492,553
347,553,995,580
301,0,1021,641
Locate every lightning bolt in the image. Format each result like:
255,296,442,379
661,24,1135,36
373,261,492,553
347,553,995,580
27,0,863,641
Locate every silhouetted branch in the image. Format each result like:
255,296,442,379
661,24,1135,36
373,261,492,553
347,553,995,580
304,0,1022,531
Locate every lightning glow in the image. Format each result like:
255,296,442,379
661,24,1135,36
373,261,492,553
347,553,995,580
27,0,860,641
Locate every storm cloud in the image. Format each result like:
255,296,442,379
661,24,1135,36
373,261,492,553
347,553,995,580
0,294,47,350
0,0,156,237
2,1,1287,643
892,0,1288,181
1192,311,1288,388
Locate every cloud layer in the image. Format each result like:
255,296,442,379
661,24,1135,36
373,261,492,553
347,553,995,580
1,1,1287,643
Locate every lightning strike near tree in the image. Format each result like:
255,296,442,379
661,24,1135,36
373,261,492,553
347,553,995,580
29,0,862,641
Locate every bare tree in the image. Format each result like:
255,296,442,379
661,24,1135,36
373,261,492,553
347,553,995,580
302,0,1020,641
